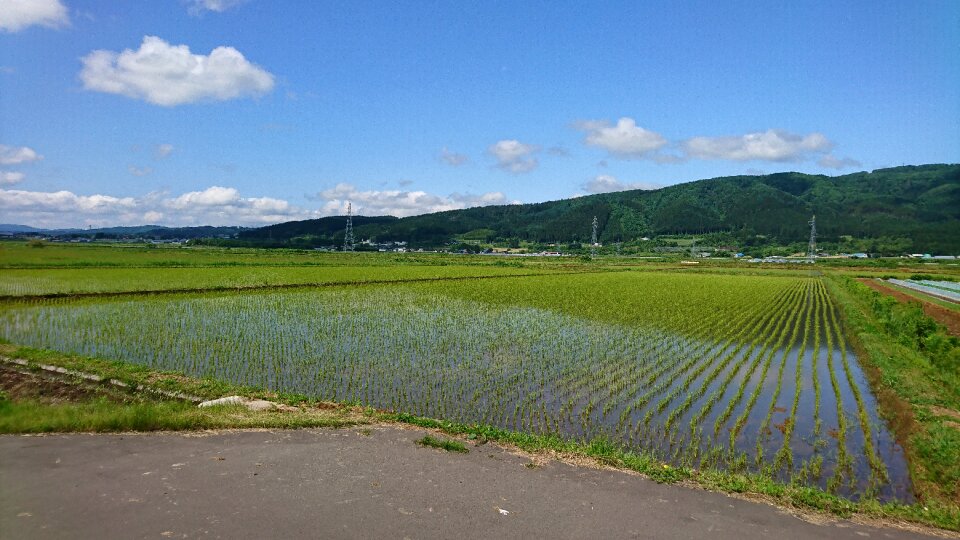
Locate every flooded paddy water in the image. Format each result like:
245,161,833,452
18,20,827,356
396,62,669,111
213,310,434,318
0,276,912,502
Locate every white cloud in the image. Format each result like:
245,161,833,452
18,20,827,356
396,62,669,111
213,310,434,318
80,36,275,106
313,183,517,217
1,171,25,185
0,185,320,228
155,143,174,158
186,0,246,15
164,186,240,209
487,139,539,173
576,117,667,158
572,120,856,166
1,189,136,213
0,144,43,165
582,175,660,194
818,154,862,169
682,129,833,162
128,165,153,177
0,0,69,32
439,147,469,167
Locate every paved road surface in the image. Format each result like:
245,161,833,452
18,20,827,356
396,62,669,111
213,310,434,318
0,427,941,539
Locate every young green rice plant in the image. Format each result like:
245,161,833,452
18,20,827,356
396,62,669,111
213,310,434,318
649,291,793,428
727,281,808,451
692,281,808,436
0,264,559,298
613,287,791,432
820,283,852,493
748,281,811,468
773,280,816,472
822,285,889,484
711,281,807,438
811,281,823,439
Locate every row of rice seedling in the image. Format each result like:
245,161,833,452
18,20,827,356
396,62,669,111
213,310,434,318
0,271,909,501
821,279,854,493
634,281,807,468
752,279,809,469
771,281,816,472
688,282,809,440
560,292,767,432
674,280,809,468
0,265,556,297
663,283,807,432
645,282,808,429
710,281,808,440
724,281,808,453
823,283,889,489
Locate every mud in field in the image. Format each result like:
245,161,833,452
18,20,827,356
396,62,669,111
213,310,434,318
858,279,960,337
0,365,129,404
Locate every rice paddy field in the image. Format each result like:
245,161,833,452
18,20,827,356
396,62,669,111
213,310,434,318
0,247,914,503
0,265,556,297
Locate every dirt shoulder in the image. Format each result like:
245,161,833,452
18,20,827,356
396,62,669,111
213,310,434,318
858,278,960,337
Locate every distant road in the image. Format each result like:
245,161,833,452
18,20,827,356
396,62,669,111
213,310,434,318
0,427,942,539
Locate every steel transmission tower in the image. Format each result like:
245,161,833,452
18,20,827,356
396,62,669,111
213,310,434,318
807,215,817,259
343,202,355,252
591,216,598,256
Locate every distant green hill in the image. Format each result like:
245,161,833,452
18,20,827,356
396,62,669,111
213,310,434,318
241,164,960,253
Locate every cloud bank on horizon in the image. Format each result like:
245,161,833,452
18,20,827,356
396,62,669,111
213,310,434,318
1,1,956,228
0,183,519,229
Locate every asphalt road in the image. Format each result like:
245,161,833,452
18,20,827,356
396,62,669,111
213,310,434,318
0,427,942,539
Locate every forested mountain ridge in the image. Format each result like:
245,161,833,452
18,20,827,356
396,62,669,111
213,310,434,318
241,164,960,253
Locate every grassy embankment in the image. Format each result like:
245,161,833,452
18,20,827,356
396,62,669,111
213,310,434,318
0,344,368,432
824,273,960,521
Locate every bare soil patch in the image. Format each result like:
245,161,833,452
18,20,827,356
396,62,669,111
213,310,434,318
0,365,131,404
858,278,960,337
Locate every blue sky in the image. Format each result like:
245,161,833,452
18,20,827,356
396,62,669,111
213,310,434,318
1,0,958,228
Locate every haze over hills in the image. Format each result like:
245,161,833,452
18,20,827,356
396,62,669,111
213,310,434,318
241,165,960,253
